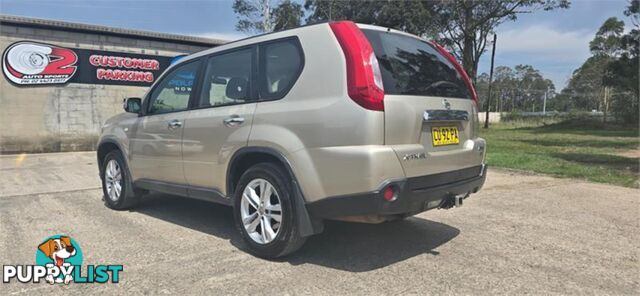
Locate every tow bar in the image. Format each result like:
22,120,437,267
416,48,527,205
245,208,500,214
440,192,471,209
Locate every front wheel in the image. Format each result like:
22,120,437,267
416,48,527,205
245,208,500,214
233,163,306,258
101,150,141,210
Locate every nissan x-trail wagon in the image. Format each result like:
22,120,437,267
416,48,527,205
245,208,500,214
97,21,487,258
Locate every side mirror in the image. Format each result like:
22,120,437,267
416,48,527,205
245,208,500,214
123,97,142,114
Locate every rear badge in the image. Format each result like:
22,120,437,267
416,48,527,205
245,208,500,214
403,152,426,161
442,99,451,110
423,111,430,121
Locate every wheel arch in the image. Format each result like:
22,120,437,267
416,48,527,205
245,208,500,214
227,146,323,236
227,147,294,195
97,139,127,175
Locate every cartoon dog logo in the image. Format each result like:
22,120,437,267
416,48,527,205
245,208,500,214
38,236,76,284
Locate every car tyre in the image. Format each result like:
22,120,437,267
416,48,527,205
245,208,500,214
233,162,307,258
101,150,142,210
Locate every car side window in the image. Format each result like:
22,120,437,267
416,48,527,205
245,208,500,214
196,48,253,108
259,39,303,100
148,61,199,114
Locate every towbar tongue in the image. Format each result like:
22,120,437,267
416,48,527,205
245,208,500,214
438,192,471,209
452,192,471,208
454,194,464,207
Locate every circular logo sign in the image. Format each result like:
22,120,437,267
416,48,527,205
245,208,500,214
2,41,78,85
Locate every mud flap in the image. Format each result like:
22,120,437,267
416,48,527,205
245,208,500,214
292,179,324,237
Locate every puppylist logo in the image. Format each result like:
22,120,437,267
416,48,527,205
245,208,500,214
3,235,123,285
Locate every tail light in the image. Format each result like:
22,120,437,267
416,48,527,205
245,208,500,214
329,21,385,111
430,42,479,107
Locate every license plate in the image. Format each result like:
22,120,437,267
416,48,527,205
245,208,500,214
431,126,460,146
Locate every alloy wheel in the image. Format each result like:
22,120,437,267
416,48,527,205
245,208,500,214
240,178,283,244
104,159,122,201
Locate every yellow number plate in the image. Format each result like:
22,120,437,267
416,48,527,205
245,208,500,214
431,126,460,146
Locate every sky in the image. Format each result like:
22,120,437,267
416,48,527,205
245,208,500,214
0,0,634,89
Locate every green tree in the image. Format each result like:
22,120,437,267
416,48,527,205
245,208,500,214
565,56,609,111
492,66,517,112
304,0,439,37
562,6,639,124
233,0,304,34
476,65,554,112
565,17,626,121
475,72,491,108
625,0,639,27
548,88,574,112
607,53,639,124
476,66,517,112
437,0,570,81
589,17,625,57
273,0,305,31
512,64,554,112
607,0,639,124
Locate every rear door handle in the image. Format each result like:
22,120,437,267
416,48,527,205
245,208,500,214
168,119,183,129
223,115,245,127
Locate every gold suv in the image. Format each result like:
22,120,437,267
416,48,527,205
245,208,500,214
97,21,487,258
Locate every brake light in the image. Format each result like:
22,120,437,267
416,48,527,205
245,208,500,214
329,21,385,111
430,42,479,106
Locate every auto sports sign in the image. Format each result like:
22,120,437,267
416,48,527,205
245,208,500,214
2,40,174,87
2,41,78,85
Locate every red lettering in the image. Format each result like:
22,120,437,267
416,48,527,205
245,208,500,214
96,68,106,79
149,60,159,70
90,54,160,71
89,55,101,67
94,68,155,82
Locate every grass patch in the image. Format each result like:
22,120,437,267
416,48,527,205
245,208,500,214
481,119,640,188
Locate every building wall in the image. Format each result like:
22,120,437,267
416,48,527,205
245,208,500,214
0,23,212,153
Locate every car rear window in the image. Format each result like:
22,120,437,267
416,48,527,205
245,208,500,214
362,29,470,99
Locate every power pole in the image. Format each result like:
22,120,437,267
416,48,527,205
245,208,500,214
484,33,497,129
543,86,548,115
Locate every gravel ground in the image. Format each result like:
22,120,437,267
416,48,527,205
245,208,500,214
0,152,638,295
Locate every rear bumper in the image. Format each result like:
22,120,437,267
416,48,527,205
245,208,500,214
306,165,487,218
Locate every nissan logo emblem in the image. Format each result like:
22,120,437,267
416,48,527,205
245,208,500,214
442,99,451,110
